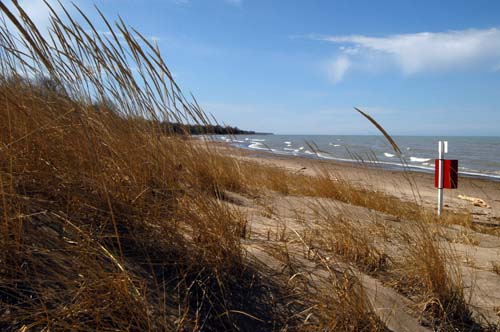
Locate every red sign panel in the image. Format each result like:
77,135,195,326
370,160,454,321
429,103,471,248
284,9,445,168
434,159,458,189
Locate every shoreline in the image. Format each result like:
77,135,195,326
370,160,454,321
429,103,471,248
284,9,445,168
212,140,500,226
231,141,500,182
207,134,500,182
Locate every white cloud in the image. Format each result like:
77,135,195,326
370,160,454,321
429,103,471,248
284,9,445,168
3,0,63,35
326,55,351,83
315,28,500,81
18,0,54,30
95,30,125,39
2,0,72,58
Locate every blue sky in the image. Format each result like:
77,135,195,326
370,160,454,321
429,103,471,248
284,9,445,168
14,0,500,135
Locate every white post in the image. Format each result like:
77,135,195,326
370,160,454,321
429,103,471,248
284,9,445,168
437,141,447,217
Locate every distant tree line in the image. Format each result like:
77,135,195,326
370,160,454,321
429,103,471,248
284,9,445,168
160,122,265,135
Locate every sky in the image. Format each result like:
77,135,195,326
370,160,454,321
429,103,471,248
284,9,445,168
9,0,500,135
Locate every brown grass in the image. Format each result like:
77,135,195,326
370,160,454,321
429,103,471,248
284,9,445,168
391,219,480,331
232,159,472,228
0,2,285,330
303,272,388,332
0,1,491,331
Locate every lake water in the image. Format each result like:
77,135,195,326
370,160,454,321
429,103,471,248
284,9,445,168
214,135,500,180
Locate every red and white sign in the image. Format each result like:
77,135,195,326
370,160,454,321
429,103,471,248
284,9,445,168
434,159,458,189
435,141,458,217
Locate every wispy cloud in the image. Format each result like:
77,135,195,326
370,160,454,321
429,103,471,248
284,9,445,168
171,0,242,6
172,0,190,5
325,55,351,83
310,28,500,82
6,0,65,34
224,0,243,5
19,0,54,29
95,30,125,39
92,30,162,45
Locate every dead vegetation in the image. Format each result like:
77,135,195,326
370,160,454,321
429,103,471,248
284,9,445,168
0,1,499,331
392,221,478,330
0,2,286,330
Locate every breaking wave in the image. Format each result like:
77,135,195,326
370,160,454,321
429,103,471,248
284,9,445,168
409,156,431,163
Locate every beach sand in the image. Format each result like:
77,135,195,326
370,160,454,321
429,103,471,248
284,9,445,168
213,141,500,330
217,142,500,226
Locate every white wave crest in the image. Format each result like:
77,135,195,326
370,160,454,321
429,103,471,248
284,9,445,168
409,156,431,163
384,152,395,158
248,142,267,150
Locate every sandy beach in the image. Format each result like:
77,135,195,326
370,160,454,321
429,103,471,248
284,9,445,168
211,141,500,329
217,142,500,226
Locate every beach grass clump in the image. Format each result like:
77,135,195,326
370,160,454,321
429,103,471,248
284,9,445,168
0,2,294,330
272,231,388,332
392,220,479,330
312,174,473,234
305,272,388,332
233,160,473,226
311,209,388,273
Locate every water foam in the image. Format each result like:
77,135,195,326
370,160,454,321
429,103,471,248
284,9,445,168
248,142,267,150
227,136,500,181
409,156,431,163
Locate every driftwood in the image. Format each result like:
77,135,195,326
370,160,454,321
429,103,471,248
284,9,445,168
458,194,491,208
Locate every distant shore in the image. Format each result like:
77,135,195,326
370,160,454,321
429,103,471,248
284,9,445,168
164,122,273,135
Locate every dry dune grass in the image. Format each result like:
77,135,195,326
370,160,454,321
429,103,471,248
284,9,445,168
391,219,479,330
233,158,471,228
0,2,275,330
0,1,496,331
